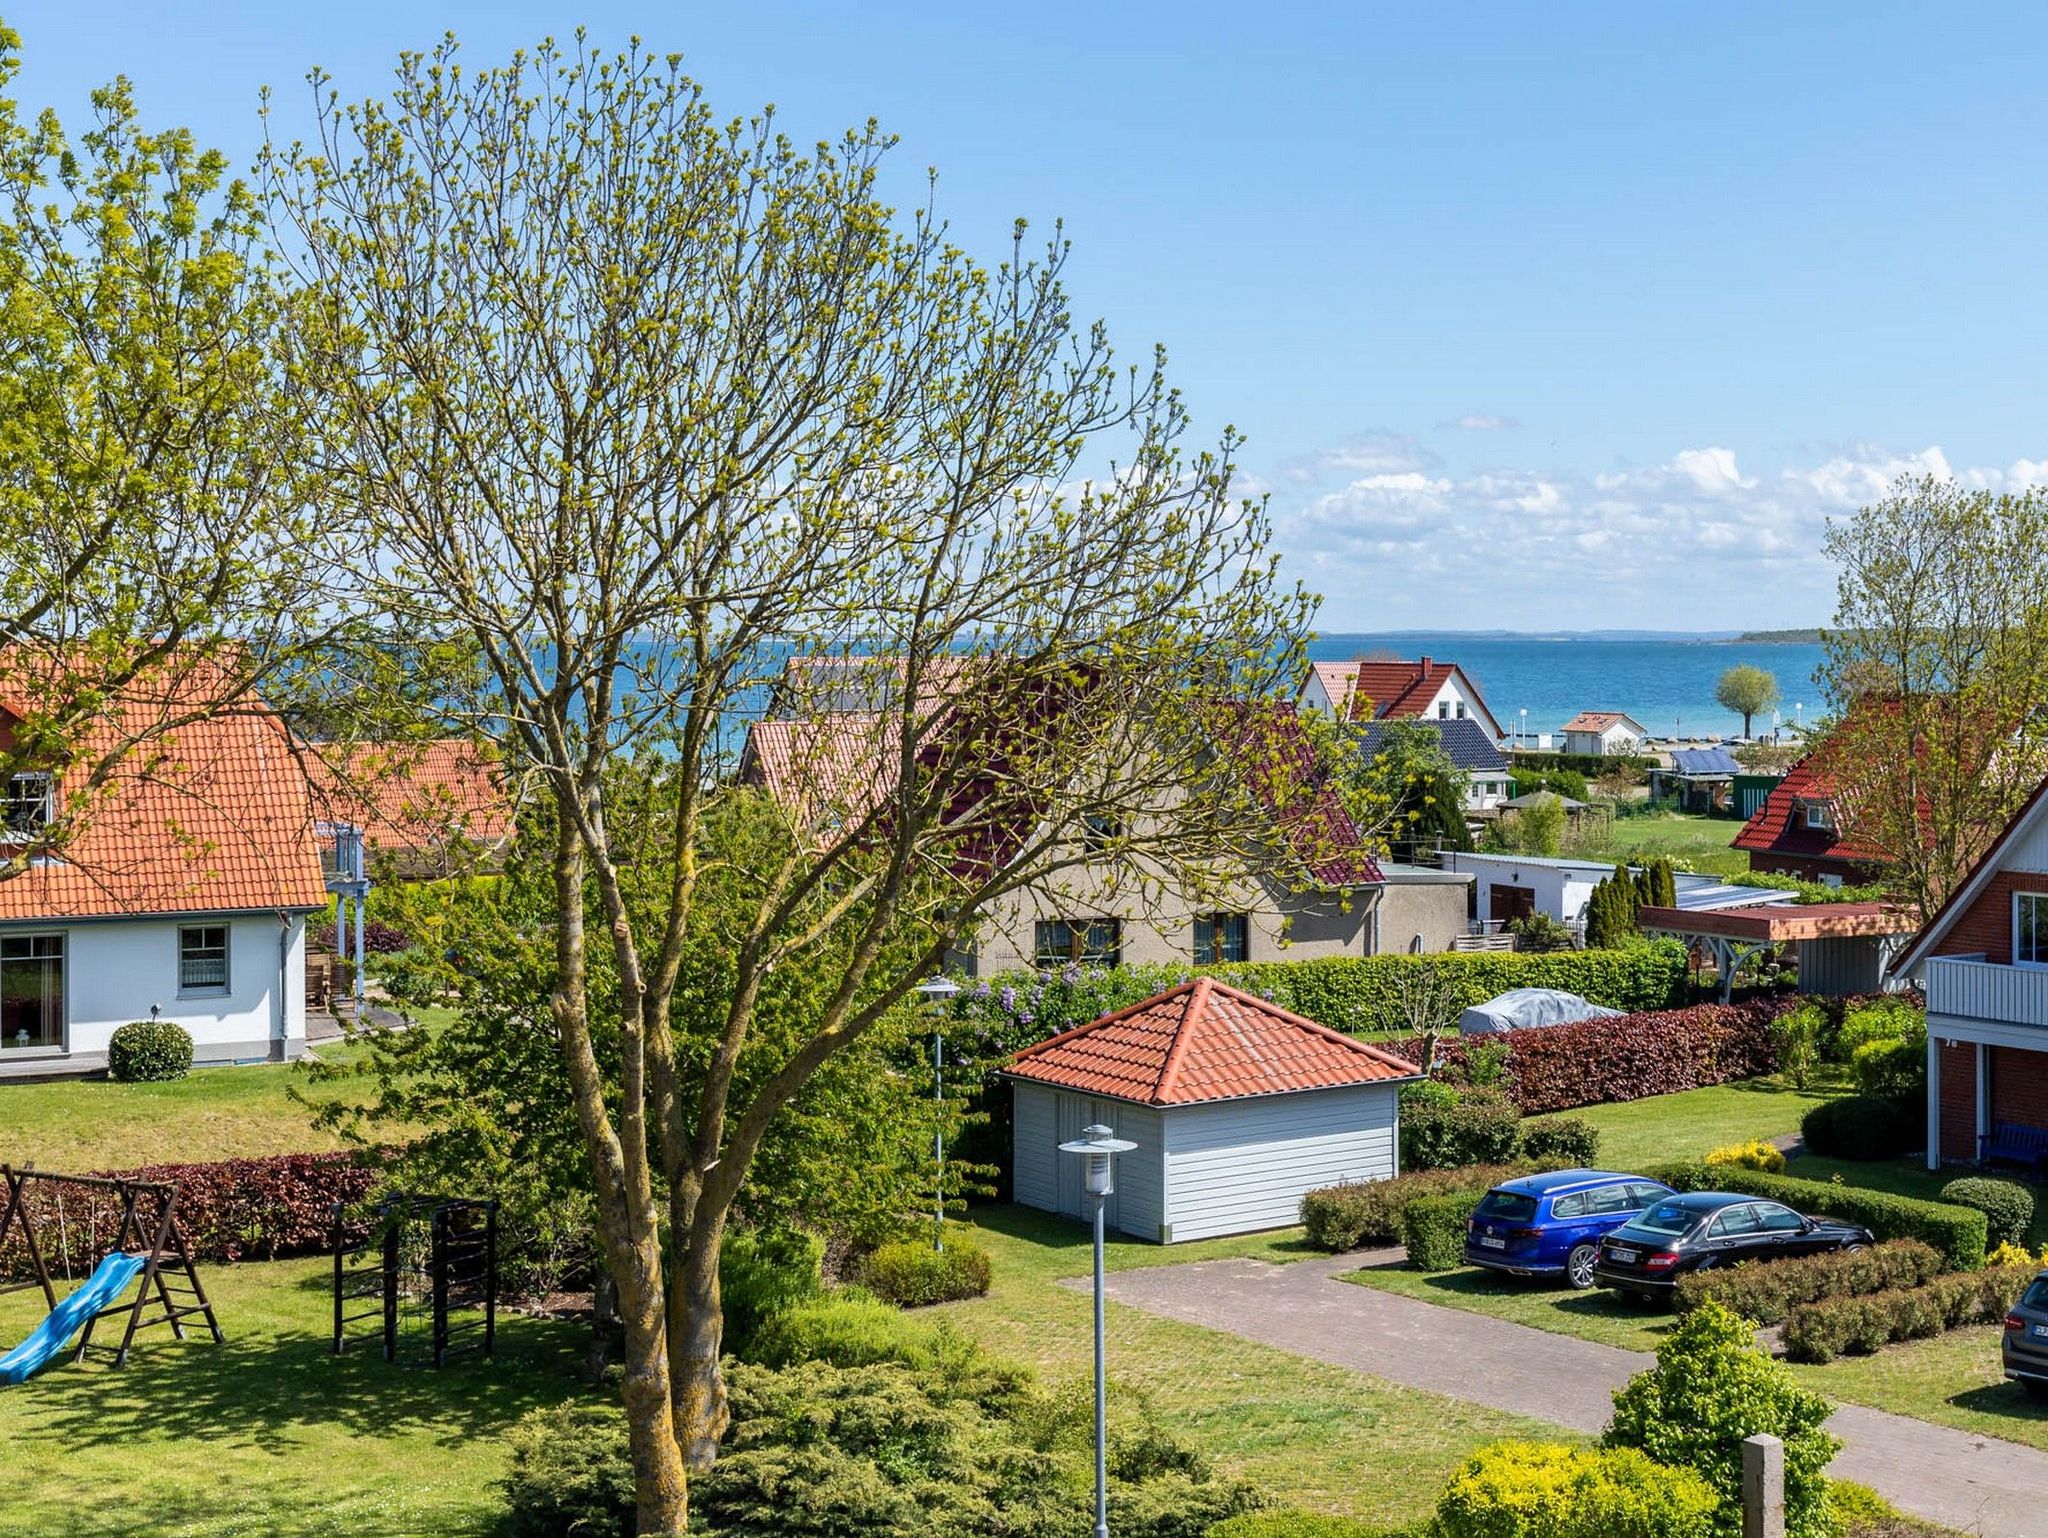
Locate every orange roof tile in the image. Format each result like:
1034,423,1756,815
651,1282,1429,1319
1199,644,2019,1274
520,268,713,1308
306,739,514,853
0,676,327,920
1560,710,1646,734
1004,977,1419,1106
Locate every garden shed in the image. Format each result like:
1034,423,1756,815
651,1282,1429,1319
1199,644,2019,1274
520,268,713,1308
1001,978,1421,1243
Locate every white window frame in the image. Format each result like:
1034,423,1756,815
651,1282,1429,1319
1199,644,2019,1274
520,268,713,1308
2016,892,2048,969
0,930,67,1055
1803,799,1834,832
178,923,232,996
2,772,53,839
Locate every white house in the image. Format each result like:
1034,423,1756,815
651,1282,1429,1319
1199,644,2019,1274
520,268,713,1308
1560,712,1649,756
1439,850,1796,933
0,678,326,1077
1303,657,1504,742
1003,977,1421,1242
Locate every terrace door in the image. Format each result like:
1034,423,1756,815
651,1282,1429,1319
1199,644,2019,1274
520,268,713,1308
1489,886,1534,924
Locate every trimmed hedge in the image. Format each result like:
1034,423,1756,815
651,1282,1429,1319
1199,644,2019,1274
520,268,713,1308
1782,1264,2036,1363
107,1019,194,1082
857,1239,993,1307
1400,1089,1521,1171
1403,1193,1476,1271
1938,1177,2035,1249
1650,1162,1987,1270
1671,1240,1945,1326
1434,1442,1717,1538
1517,1117,1601,1167
1300,1163,1533,1252
1801,1095,1921,1161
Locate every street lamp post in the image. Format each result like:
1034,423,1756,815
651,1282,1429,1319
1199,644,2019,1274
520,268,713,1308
914,976,962,1251
1519,707,1527,750
1060,1123,1137,1538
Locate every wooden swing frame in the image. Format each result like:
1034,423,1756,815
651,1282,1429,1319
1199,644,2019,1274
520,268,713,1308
0,1162,223,1367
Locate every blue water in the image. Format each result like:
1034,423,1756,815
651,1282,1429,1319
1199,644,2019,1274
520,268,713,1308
1311,632,1826,740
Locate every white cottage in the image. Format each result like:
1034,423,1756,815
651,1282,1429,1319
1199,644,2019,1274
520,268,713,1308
1559,711,1649,757
1002,978,1421,1242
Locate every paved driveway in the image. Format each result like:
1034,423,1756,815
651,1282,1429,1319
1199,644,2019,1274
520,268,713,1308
1074,1251,2048,1536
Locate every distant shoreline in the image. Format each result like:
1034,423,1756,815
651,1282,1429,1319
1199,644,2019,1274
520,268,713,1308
1315,628,1826,644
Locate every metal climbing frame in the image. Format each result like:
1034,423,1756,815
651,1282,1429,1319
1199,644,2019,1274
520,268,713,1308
332,1195,497,1368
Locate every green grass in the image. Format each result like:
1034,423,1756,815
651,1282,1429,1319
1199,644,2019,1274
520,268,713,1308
1572,1076,1838,1168
1341,1259,1675,1353
1567,808,1750,878
940,1206,1575,1527
0,1256,595,1537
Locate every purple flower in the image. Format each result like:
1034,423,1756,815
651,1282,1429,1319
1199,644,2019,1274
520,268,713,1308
1018,1011,1034,1026
1000,986,1017,1012
972,980,991,1000
1061,964,1081,986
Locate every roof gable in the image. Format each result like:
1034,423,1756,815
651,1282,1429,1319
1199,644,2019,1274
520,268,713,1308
1561,711,1647,735
1004,976,1419,1106
1310,658,1498,735
1894,772,2048,974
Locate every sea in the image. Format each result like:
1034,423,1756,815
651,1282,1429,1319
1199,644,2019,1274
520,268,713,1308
1309,632,1827,742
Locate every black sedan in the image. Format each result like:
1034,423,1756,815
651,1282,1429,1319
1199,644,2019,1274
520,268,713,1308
1592,1192,1874,1300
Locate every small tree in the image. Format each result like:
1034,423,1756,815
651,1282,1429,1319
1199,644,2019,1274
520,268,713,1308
1393,957,1463,1073
1585,865,1640,948
1715,664,1779,738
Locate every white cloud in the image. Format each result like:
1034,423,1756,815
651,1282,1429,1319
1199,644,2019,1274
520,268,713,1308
1265,440,2048,629
1441,413,1519,431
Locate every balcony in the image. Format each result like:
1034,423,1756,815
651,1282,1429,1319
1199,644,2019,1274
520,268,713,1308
1925,956,2048,1030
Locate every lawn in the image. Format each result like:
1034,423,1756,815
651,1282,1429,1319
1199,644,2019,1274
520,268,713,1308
1572,1076,1838,1168
0,1256,595,1538
941,1205,1575,1527
1567,808,1749,878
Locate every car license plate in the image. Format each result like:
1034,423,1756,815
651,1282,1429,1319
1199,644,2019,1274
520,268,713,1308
2032,1324,2048,1340
1610,1247,1639,1263
1477,1236,1505,1250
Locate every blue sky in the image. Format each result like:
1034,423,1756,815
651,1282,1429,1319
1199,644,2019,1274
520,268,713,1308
12,2,2046,630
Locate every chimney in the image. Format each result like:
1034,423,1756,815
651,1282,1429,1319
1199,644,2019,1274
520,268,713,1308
1419,655,1432,674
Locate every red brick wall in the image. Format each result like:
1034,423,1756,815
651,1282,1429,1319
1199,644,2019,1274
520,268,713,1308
1939,1039,1978,1161
1992,1045,2048,1132
1931,869,2048,964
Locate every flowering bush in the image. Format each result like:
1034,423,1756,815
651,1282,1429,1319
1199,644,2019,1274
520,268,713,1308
1705,1139,1786,1174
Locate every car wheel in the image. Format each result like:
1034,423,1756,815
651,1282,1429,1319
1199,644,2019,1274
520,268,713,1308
1566,1243,1599,1290
1843,1243,1868,1254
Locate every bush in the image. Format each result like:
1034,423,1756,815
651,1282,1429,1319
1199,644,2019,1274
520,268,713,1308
1403,1193,1476,1272
748,1294,1031,1410
1705,1139,1786,1174
858,1239,993,1307
1504,913,1576,953
1401,1089,1522,1171
1516,1117,1600,1167
1605,1301,1840,1538
1799,1096,1921,1162
501,1403,633,1538
1938,1177,2035,1249
1768,1002,1827,1089
1835,998,1923,1062
106,1019,194,1083
1781,1264,2037,1363
1672,1240,1945,1325
1300,1163,1533,1252
1206,1514,1385,1538
1434,1441,1718,1538
1648,1162,1987,1270
720,1226,824,1357
1851,1037,1925,1102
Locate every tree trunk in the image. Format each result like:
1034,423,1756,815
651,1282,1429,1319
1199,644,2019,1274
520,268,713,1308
615,1242,689,1535
670,1214,730,1471
586,1269,618,1382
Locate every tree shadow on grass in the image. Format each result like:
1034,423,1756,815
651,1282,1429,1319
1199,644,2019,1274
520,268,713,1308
968,1202,1322,1266
1948,1381,2048,1426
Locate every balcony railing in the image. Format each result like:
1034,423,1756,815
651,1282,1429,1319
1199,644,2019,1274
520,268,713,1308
1925,956,2048,1029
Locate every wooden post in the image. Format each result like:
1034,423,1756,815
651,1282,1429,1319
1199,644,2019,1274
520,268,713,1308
1742,1433,1785,1538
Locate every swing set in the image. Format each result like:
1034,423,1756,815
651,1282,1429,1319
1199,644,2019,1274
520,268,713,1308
0,1163,223,1382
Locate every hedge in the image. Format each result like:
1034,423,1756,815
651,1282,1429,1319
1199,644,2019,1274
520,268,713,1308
1507,748,1653,776
1300,1163,1534,1252
0,1152,373,1279
1650,1162,1987,1270
1937,1177,2035,1249
1782,1264,2036,1363
1402,1193,1476,1271
1434,1442,1718,1538
1801,1095,1921,1161
1400,1089,1521,1171
1671,1240,1945,1326
857,1239,993,1307
1518,1117,1601,1167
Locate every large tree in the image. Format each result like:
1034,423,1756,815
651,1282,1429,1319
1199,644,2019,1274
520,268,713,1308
0,28,343,874
1714,663,1778,738
1817,474,2048,915
271,36,1315,1534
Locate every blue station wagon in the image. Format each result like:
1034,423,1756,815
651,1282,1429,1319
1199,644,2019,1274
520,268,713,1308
1463,1170,1677,1289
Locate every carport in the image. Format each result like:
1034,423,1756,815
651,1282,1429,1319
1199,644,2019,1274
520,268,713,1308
1635,901,1919,1000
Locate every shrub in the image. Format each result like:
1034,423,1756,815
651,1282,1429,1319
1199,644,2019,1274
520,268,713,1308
1206,1514,1384,1538
1300,1163,1533,1252
1401,1089,1522,1171
720,1226,824,1357
106,1019,194,1083
1648,1162,1987,1270
1403,1193,1476,1272
1605,1301,1840,1538
1517,1117,1600,1167
1434,1441,1718,1538
500,1402,633,1538
1781,1264,2037,1363
1851,1037,1925,1102
1705,1139,1786,1174
1672,1240,1945,1325
748,1294,1031,1410
1799,1096,1921,1162
1504,912,1576,953
1938,1177,2035,1249
858,1239,993,1307
1769,1002,1827,1089
1834,998,1922,1063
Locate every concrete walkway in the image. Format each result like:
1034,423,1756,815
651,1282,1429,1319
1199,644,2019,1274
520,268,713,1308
1073,1252,2048,1536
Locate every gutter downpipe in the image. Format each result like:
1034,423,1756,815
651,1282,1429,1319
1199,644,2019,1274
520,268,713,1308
275,912,291,1062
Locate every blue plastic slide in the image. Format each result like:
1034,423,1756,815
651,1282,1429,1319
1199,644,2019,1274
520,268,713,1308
0,1251,148,1385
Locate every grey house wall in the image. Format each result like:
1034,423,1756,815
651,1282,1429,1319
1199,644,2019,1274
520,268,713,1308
1011,1079,1399,1243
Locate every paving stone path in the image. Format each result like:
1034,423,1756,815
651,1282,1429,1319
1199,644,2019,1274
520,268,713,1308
1071,1251,2048,1536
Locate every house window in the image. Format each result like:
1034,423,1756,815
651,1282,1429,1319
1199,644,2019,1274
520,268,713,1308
1455,702,1467,719
179,925,230,994
1034,919,1121,969
1081,815,1122,850
1194,913,1249,966
1437,701,1450,719
1803,799,1834,832
2,773,52,838
0,934,64,1051
2018,893,2048,967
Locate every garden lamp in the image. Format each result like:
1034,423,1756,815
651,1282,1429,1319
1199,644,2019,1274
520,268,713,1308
1060,1123,1137,1538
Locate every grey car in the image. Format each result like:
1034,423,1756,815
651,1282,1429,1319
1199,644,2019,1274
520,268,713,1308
2005,1270,2048,1396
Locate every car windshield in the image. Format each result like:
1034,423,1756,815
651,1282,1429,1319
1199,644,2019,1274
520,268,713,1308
1475,1191,1539,1223
1624,1201,1699,1237
2024,1278,2048,1310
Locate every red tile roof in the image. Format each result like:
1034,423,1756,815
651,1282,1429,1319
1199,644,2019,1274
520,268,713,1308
1313,658,1464,723
742,714,907,829
306,740,514,853
0,679,327,920
1005,977,1420,1106
1560,711,1645,735
1730,751,1887,864
1211,701,1384,888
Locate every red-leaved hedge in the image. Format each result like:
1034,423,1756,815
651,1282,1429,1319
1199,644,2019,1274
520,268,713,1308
1392,996,1801,1116
1,1152,373,1279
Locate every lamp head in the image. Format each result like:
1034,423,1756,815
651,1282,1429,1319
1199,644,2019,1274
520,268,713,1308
1059,1122,1137,1197
914,976,963,1002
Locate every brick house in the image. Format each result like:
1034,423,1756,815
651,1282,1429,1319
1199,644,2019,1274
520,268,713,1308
1731,753,1889,886
1301,657,1505,741
1893,777,2048,1169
